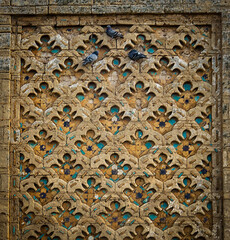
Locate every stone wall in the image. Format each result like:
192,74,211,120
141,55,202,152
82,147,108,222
0,1,229,240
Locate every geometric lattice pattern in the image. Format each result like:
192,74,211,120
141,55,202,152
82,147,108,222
10,16,221,239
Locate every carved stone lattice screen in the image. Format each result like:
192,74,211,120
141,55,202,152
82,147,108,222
10,15,222,240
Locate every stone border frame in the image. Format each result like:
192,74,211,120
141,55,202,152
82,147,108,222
0,1,229,240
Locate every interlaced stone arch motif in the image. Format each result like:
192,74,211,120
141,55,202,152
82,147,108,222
10,15,222,240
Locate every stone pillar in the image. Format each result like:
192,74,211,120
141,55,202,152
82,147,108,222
0,14,11,240
222,9,230,240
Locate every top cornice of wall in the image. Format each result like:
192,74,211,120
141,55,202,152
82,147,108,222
0,0,229,15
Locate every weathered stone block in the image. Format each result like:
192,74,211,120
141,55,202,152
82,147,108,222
0,33,10,48
0,6,36,14
222,30,230,48
0,15,10,25
224,218,230,239
0,73,10,79
0,100,10,120
223,97,230,120
18,16,56,26
0,213,8,223
107,0,138,4
223,168,230,193
223,129,230,147
35,6,49,14
0,80,10,98
224,200,230,218
93,0,106,5
50,0,92,4
57,16,80,26
0,0,10,6
0,222,8,240
49,5,91,14
0,126,9,144
138,0,169,3
0,26,11,33
0,171,8,192
92,5,131,14
11,0,48,6
0,56,10,72
223,73,230,96
223,149,230,168
131,5,164,14
79,15,116,25
0,145,9,169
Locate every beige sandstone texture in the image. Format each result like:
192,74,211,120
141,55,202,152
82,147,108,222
0,1,229,240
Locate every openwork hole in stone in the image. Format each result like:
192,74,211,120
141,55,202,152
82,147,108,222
27,225,61,240
100,105,131,135
76,225,106,240
172,130,202,158
124,225,156,240
29,35,61,63
124,177,156,206
172,225,207,240
147,153,179,181
171,82,204,111
173,34,205,62
99,201,132,230
147,106,178,135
